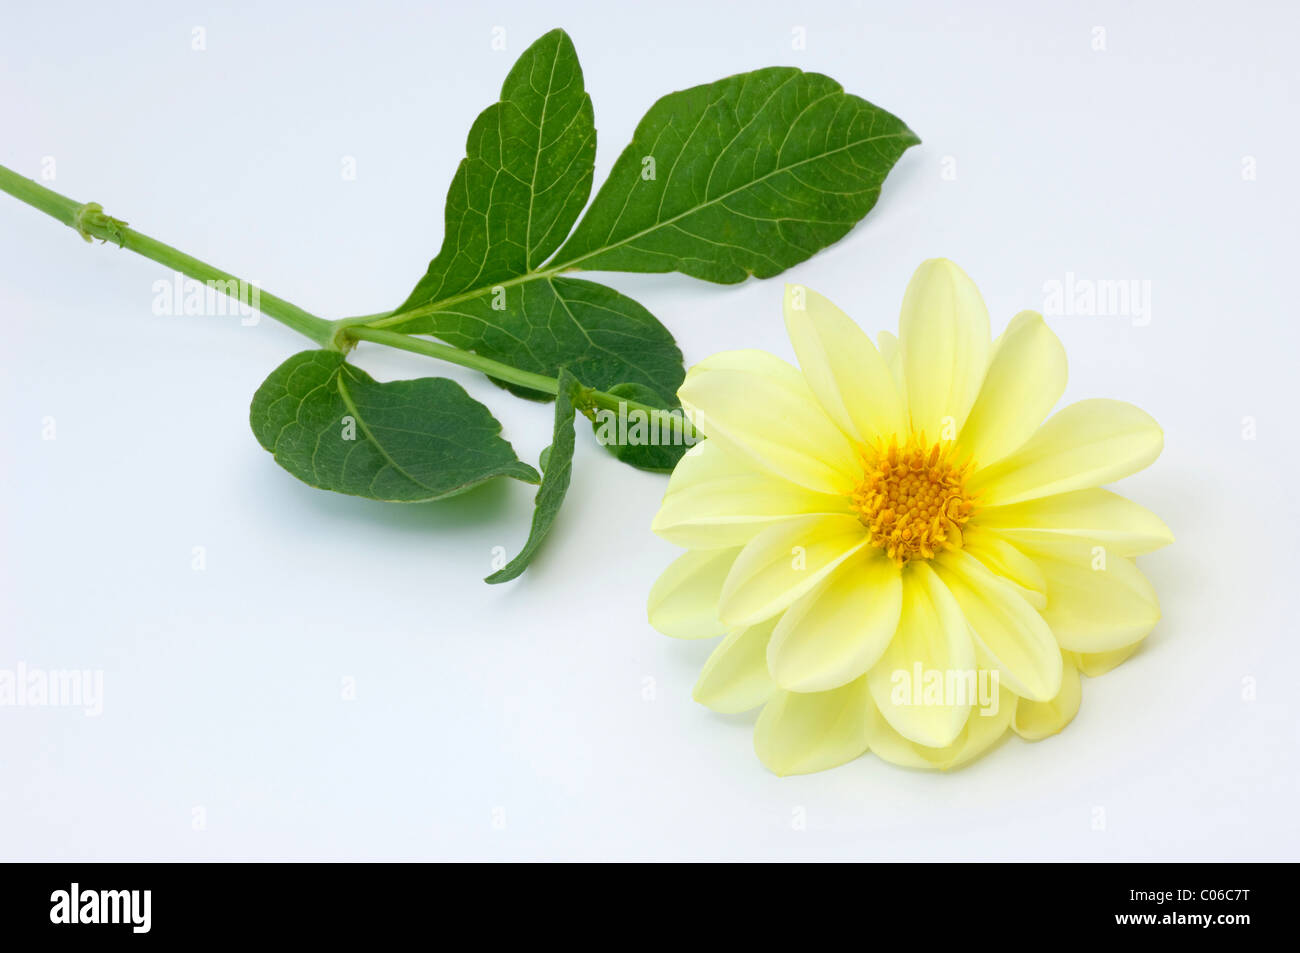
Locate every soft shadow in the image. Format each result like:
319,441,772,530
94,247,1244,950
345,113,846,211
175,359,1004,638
243,465,522,538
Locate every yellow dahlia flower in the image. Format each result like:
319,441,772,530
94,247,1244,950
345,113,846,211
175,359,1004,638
647,259,1171,775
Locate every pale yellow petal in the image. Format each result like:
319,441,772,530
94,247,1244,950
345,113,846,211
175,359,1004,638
865,678,1014,771
1067,643,1143,677
1012,653,1082,740
718,514,869,627
646,547,740,639
783,283,905,444
934,548,1062,702
693,617,779,713
897,259,991,439
677,350,860,495
1013,535,1160,652
753,676,873,776
866,562,976,748
941,683,1016,769
961,526,1047,610
877,330,900,383
652,439,852,549
767,552,903,692
958,311,1067,467
860,698,930,769
969,399,1163,505
977,488,1174,556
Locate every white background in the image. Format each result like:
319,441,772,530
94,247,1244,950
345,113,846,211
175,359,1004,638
2,0,1296,861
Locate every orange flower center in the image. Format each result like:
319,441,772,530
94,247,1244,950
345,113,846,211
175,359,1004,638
851,437,975,565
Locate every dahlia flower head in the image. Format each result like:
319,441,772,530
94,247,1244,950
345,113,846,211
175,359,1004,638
647,259,1171,776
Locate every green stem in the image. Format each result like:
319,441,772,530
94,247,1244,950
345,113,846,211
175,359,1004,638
346,326,559,395
0,162,698,442
0,164,335,347
345,326,697,439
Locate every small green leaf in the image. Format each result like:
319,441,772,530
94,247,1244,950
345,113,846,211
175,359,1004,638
387,275,684,401
487,369,581,583
250,350,539,502
398,28,596,311
591,382,693,473
552,68,919,282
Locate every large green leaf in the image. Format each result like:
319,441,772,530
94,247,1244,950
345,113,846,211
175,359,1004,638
552,67,919,282
398,28,596,311
386,276,684,401
487,369,581,583
250,350,539,501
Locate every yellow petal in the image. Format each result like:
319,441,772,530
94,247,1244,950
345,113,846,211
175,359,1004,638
961,526,1047,610
753,676,873,776
767,553,903,692
859,699,929,769
677,350,860,495
718,514,869,627
1013,535,1160,652
693,617,779,714
652,440,852,550
877,330,901,382
934,549,1062,702
783,283,905,444
1066,643,1143,677
646,547,740,639
878,331,905,405
1012,653,1082,740
958,311,1067,467
976,488,1174,556
969,399,1163,505
897,259,991,438
941,686,1016,770
866,562,976,748
865,678,1014,771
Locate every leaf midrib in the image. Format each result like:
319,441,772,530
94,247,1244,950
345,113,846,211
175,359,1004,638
524,37,562,271
332,366,515,498
332,367,440,494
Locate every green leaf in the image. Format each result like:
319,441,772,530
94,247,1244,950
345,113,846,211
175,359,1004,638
487,369,581,583
591,382,693,473
552,68,919,282
386,275,684,401
398,28,596,311
250,350,539,502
